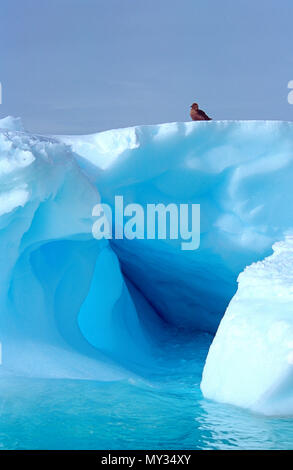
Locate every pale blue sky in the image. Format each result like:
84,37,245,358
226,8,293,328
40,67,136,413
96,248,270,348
1,0,293,133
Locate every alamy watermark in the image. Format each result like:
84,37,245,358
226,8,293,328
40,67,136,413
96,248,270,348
288,80,293,104
92,196,200,250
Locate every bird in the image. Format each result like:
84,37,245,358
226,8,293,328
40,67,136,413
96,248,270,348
190,102,212,121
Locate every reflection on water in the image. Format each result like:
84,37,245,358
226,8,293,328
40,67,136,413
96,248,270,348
0,332,293,449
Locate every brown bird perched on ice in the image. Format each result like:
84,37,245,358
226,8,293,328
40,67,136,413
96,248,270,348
190,102,212,121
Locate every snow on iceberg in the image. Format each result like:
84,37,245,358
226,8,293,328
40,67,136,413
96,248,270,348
0,115,25,132
201,236,293,415
58,126,139,170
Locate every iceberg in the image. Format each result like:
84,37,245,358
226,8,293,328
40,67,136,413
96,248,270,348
201,236,293,415
1,116,293,416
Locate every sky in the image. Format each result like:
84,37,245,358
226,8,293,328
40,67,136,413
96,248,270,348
0,0,293,134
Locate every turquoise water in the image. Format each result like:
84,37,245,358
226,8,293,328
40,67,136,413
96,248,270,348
0,332,293,450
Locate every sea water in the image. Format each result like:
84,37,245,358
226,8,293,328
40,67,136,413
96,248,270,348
0,332,293,450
